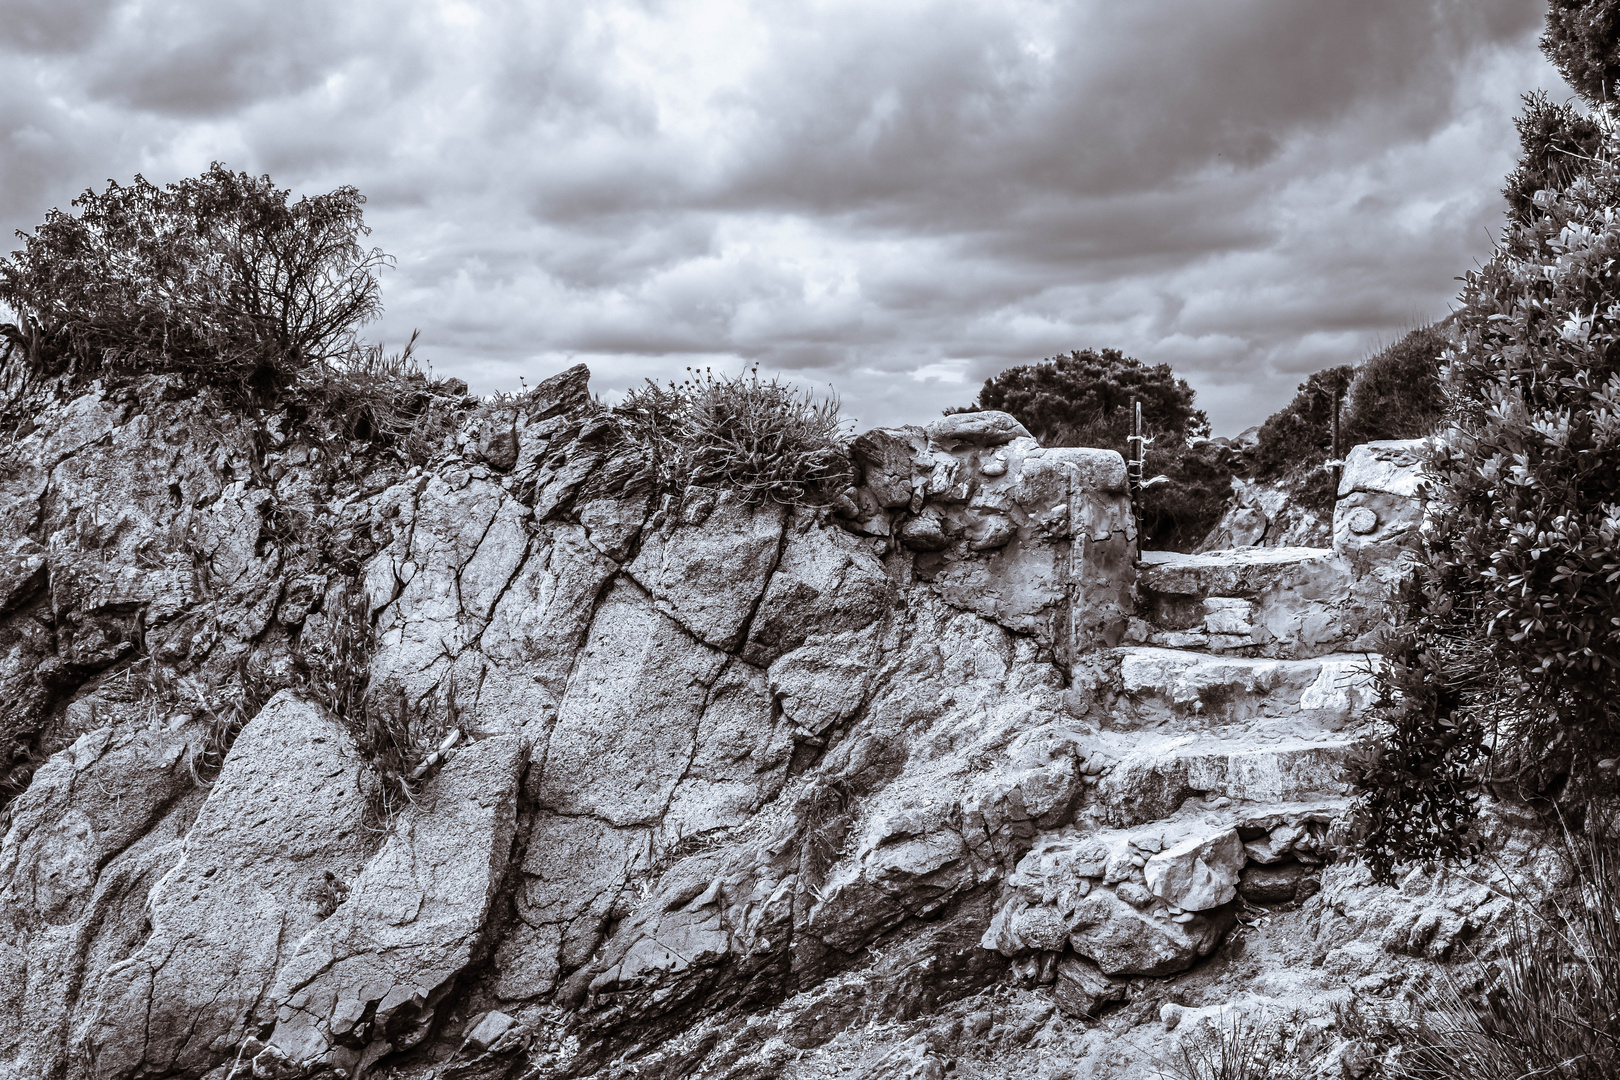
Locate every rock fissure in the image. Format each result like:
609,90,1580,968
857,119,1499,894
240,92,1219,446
0,380,1537,1080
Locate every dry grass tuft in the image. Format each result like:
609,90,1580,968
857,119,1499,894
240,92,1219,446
297,330,470,466
1340,822,1620,1080
1155,1009,1323,1080
609,367,852,506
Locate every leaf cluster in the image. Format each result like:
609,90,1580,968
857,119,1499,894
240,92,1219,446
1543,0,1620,107
1353,80,1620,879
1504,91,1606,228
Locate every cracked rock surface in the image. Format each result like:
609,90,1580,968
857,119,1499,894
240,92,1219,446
0,372,1559,1080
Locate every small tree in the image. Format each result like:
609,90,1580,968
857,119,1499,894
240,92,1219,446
954,349,1223,550
0,163,387,396
960,348,1208,448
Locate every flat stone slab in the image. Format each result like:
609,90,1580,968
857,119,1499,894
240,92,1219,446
1115,647,1378,724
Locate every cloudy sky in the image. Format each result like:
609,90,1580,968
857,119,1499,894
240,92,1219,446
0,0,1571,433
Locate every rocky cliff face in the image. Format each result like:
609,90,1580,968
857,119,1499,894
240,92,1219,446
0,372,1550,1080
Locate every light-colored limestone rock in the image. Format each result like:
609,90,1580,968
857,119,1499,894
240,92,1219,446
1067,887,1233,976
1116,647,1374,725
1334,439,1426,566
626,490,787,650
532,581,739,827
1143,829,1245,911
255,733,524,1078
924,411,1033,448
497,814,650,1000
0,717,207,1080
1095,738,1356,827
1134,547,1380,659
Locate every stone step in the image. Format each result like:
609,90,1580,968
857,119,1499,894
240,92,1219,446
1110,646,1379,730
1129,546,1384,660
1085,733,1357,827
983,796,1346,977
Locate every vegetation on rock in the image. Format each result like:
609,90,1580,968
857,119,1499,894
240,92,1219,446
1353,2,1620,880
608,366,853,506
1248,365,1353,514
0,163,385,394
0,164,471,467
1342,826,1620,1080
1342,323,1452,447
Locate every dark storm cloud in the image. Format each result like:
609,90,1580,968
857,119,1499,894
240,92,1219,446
0,0,1566,432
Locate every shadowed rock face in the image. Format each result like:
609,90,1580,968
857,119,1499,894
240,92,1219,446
0,371,1493,1080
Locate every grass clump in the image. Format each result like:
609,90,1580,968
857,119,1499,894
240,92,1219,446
1340,826,1620,1080
1156,1009,1323,1080
609,366,852,506
294,331,471,467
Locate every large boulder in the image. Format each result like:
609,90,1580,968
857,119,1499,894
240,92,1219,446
255,733,526,1078
1143,829,1245,911
79,692,377,1080
626,489,788,651
1333,439,1425,567
1067,888,1234,977
0,717,208,1080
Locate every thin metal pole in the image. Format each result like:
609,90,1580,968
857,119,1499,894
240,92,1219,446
1330,387,1342,494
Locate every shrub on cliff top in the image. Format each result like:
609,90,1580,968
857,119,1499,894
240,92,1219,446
0,163,386,398
1342,323,1452,447
955,348,1207,448
610,367,852,506
1248,365,1353,513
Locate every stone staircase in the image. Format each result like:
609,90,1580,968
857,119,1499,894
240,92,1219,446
984,491,1418,1002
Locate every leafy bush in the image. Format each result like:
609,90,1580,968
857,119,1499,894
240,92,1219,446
956,347,1208,448
610,367,852,506
1353,26,1620,875
1503,92,1605,227
0,163,386,398
1346,581,1493,884
1542,0,1620,107
1343,323,1452,447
